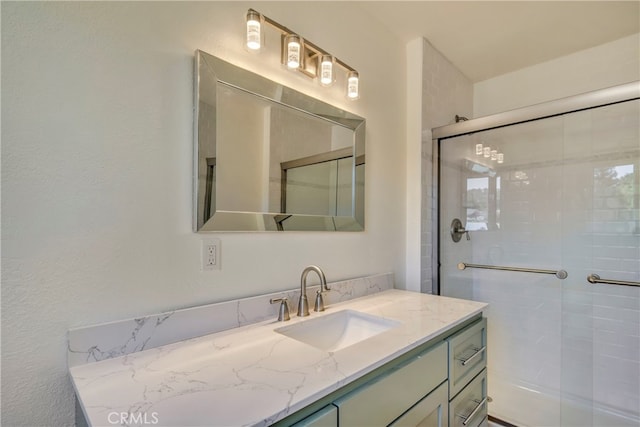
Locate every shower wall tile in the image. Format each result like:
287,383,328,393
420,38,473,293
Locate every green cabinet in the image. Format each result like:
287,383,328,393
449,370,487,427
447,317,487,399
334,342,447,426
390,381,449,427
291,404,337,427
447,318,488,427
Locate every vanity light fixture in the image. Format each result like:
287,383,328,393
245,10,262,51
244,9,360,100
284,34,303,70
347,71,360,100
320,55,334,86
285,34,302,69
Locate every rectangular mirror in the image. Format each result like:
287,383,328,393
194,50,365,231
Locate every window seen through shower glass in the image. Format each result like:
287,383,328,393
464,165,501,230
594,164,637,229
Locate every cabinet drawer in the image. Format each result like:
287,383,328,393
449,369,487,427
335,342,447,427
389,381,449,427
447,318,487,398
291,404,337,427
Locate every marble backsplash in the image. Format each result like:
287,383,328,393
68,272,394,367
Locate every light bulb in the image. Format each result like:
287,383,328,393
246,11,261,51
475,143,483,155
285,34,301,69
347,70,359,100
320,55,334,86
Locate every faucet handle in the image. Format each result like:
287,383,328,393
314,290,326,312
270,297,290,321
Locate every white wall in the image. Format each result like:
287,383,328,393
474,33,640,116
0,2,407,425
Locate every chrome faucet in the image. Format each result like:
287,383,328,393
297,265,330,317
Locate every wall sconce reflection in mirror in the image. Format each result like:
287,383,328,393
475,142,504,164
245,9,360,100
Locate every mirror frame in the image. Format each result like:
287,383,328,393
194,50,366,232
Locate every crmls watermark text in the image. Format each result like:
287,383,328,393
107,412,160,425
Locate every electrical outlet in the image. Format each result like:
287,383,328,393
202,238,221,271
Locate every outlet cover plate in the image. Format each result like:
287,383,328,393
202,238,221,271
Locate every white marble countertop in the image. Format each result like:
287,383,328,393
70,290,487,427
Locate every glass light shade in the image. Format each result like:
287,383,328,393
483,147,491,158
285,34,301,69
476,143,483,155
320,55,334,86
491,150,498,160
347,70,359,100
497,153,504,164
246,11,261,51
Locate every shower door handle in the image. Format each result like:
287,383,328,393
587,274,640,287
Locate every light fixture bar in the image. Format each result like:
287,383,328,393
246,9,359,98
255,10,355,71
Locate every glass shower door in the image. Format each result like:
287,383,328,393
561,100,640,427
438,99,639,427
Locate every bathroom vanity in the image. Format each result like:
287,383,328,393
69,287,487,427
279,315,488,427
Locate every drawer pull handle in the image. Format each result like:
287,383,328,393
461,397,487,426
459,346,486,366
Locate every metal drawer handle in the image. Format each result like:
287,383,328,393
458,346,486,366
462,397,487,426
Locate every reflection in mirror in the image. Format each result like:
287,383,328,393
194,50,365,232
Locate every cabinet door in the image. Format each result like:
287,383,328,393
291,404,337,427
389,381,449,427
449,369,487,427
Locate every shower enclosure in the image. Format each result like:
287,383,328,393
433,82,639,427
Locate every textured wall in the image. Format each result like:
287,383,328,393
1,2,407,425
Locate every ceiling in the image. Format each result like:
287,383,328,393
358,1,640,82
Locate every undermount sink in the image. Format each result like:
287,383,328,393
275,309,400,352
